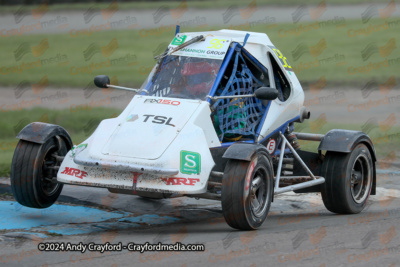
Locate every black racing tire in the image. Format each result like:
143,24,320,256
11,137,68,208
221,153,274,230
321,143,373,214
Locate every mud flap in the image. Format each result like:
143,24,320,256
16,122,73,150
318,129,376,195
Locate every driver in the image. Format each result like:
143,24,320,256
170,59,219,99
170,77,186,95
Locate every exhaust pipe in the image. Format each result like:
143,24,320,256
295,106,310,123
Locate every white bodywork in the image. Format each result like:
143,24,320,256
57,29,305,194
58,96,219,194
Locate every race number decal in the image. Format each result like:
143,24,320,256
268,45,292,71
266,139,276,154
207,38,227,49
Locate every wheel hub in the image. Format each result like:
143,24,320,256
350,154,371,204
40,146,62,196
249,170,268,218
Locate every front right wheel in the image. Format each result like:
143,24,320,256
11,136,67,209
221,153,273,230
321,143,374,214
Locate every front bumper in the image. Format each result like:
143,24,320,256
74,153,179,176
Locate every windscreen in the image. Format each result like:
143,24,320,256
140,55,222,100
139,35,231,100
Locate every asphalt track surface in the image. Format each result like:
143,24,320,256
0,167,399,266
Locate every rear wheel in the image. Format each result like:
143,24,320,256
11,137,68,208
321,143,373,214
221,153,273,230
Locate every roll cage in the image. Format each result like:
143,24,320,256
140,38,292,150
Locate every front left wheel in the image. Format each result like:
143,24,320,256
221,153,274,230
11,136,68,208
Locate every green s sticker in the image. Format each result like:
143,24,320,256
180,150,201,175
171,35,187,45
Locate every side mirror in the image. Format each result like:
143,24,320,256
94,75,110,88
254,87,278,100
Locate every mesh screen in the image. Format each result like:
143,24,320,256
212,52,266,141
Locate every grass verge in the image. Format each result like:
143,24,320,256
1,17,399,88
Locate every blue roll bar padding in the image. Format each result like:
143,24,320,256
243,33,250,47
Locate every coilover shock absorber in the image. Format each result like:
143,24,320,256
277,124,298,176
286,132,300,150
285,124,300,150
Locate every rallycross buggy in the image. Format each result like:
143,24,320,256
11,29,377,230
